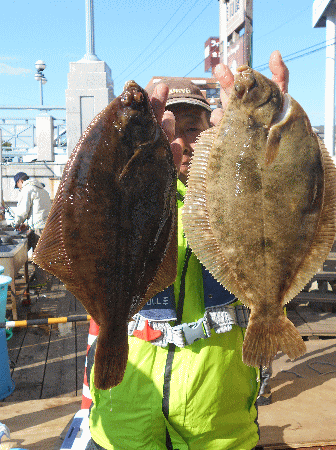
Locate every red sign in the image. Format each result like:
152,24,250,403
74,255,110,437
204,37,220,73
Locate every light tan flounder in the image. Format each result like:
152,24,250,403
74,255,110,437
182,65,336,367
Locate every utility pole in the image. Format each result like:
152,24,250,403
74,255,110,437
313,0,336,157
325,4,336,156
85,0,100,61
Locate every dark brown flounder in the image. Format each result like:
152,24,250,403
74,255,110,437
33,81,177,389
182,65,336,368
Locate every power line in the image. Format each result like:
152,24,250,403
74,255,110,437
254,38,336,71
113,2,186,82
182,38,336,78
115,0,202,82
253,6,310,42
184,58,205,77
132,0,213,80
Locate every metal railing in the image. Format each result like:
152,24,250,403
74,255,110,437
0,117,67,162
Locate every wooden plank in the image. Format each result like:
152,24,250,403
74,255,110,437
5,327,50,402
287,310,314,336
258,339,336,448
6,327,27,364
294,292,336,303
41,329,77,398
295,305,336,336
0,396,81,450
41,323,89,398
75,322,90,393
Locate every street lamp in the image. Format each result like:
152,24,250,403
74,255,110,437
34,60,47,106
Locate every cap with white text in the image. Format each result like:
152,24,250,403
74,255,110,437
146,77,212,113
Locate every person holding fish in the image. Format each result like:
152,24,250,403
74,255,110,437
82,51,290,450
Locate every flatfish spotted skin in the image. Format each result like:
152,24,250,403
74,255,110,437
182,65,336,367
33,81,177,389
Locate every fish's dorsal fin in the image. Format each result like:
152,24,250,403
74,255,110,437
32,177,75,287
183,125,250,305
282,137,336,305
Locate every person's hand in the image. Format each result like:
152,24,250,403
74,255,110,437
211,50,289,126
269,50,289,95
148,84,183,172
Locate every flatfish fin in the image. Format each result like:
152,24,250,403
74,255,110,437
281,137,336,305
182,126,249,304
32,173,81,298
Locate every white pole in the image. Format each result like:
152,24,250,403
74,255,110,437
86,0,95,57
84,0,99,60
325,3,336,156
0,129,3,205
219,0,228,65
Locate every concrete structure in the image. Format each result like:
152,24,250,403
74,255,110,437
36,115,54,161
65,0,115,157
313,0,336,156
65,61,115,157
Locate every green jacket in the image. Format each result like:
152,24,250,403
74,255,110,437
89,180,260,450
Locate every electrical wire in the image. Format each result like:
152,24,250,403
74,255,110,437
132,0,213,80
253,6,310,42
183,38,336,77
113,2,186,82
115,0,202,82
184,58,205,77
254,38,336,72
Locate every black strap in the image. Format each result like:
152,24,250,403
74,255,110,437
166,427,174,450
86,337,98,389
176,245,192,325
162,245,192,448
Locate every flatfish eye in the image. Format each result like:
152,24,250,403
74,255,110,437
133,91,143,103
121,91,133,107
234,83,245,99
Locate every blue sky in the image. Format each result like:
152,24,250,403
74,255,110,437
0,0,328,126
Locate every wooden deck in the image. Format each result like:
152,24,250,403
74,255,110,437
1,263,336,449
2,271,89,403
0,264,89,449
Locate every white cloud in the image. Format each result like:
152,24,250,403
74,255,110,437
0,56,18,61
0,63,31,76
